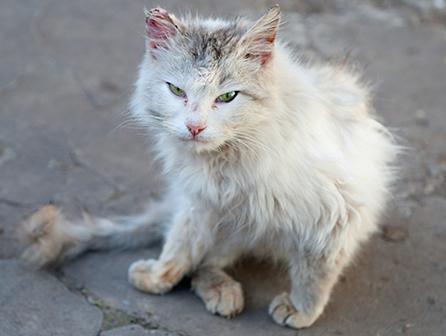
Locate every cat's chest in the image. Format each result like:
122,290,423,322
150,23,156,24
173,153,316,226
191,168,250,208
180,165,286,221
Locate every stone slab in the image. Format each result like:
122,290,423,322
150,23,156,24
0,260,103,336
1,0,446,335
101,324,177,336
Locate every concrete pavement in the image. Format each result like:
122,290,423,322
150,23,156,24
1,1,445,335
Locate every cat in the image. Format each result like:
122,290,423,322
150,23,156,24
21,5,398,329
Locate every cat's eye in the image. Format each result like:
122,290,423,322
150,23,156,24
167,82,186,97
215,91,238,103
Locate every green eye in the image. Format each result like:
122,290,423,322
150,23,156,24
216,91,238,103
167,83,186,97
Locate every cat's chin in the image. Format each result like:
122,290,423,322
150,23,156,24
178,137,222,153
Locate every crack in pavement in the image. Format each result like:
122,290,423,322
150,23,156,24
28,0,125,112
67,148,123,195
53,269,187,336
0,197,38,209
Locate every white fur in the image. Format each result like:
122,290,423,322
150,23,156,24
128,9,398,327
21,7,398,329
131,44,396,263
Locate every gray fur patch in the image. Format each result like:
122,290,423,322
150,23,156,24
180,23,245,73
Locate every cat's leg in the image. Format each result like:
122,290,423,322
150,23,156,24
128,208,212,294
191,237,246,317
21,200,170,268
191,266,244,318
269,246,350,329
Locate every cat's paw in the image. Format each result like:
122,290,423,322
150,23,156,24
128,259,181,294
20,204,66,268
192,269,244,318
269,292,318,329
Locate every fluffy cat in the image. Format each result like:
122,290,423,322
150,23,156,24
21,5,398,329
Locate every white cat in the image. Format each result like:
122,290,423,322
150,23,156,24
21,5,398,329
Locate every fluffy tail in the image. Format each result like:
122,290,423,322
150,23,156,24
20,200,170,269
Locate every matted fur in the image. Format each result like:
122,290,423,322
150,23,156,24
21,5,398,329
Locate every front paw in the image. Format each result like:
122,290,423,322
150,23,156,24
128,259,183,294
269,292,318,329
192,273,244,318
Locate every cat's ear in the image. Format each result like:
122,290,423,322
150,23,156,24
144,7,182,51
241,5,281,65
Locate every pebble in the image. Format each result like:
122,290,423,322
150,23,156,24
381,225,409,242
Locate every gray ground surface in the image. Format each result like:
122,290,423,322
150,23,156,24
1,1,445,335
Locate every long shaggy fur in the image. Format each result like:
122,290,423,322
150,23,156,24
21,6,398,329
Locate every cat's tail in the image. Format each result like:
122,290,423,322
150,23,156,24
20,200,170,269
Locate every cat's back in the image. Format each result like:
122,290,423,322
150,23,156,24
274,46,372,122
273,47,397,207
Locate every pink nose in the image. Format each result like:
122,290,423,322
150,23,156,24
186,124,206,137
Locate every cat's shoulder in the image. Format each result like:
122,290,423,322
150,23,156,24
302,61,372,118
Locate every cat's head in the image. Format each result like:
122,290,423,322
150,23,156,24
132,6,281,153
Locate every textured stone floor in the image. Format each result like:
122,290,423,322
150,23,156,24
1,1,445,335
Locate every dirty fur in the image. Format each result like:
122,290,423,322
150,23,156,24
21,5,398,329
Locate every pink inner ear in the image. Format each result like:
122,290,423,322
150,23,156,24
259,53,271,65
248,33,276,65
261,35,276,64
145,8,177,47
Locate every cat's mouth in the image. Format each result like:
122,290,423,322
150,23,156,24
177,135,222,153
179,136,211,145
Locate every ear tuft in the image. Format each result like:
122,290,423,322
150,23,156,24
242,5,281,65
144,7,181,50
